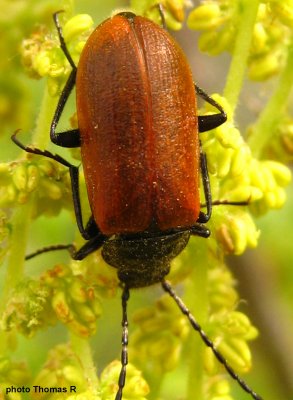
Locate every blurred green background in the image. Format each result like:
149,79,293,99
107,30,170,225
0,1,292,399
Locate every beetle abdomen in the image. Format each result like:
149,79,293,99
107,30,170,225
76,14,200,235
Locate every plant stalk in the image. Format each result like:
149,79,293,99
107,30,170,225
223,0,260,117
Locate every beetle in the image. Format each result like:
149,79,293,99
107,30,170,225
12,9,263,400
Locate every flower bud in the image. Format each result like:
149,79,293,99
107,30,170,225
252,23,268,54
63,15,94,43
33,50,51,77
27,164,40,192
214,209,260,255
166,0,185,23
41,179,62,200
69,280,87,303
74,303,97,324
52,290,73,323
99,361,149,399
270,0,293,28
209,378,233,400
217,338,252,372
187,4,222,30
264,160,291,186
12,164,27,191
248,52,282,81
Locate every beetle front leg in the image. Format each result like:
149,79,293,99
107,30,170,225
50,69,81,148
53,12,76,69
69,234,108,260
50,12,80,148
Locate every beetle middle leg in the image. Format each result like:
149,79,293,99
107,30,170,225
193,84,228,224
195,84,227,132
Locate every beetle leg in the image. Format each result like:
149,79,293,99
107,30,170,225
12,131,96,240
68,165,96,239
25,234,108,261
197,142,212,223
50,13,80,148
53,12,76,69
24,229,108,261
211,199,250,206
50,69,81,148
69,234,108,260
189,223,210,238
195,84,227,133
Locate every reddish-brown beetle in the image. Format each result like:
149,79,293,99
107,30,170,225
13,10,262,400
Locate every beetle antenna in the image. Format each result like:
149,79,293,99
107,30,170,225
115,285,130,400
161,280,263,400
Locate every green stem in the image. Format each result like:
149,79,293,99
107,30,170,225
1,204,31,307
185,241,208,399
0,87,57,353
70,333,99,389
248,42,293,157
223,0,260,117
33,88,57,148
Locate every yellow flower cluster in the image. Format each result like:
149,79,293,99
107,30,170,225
0,357,30,400
42,264,103,337
129,295,189,375
21,14,94,96
189,254,258,399
98,361,149,400
31,344,88,400
1,264,102,338
130,0,187,30
187,0,293,80
201,95,291,254
0,156,72,218
32,355,149,400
